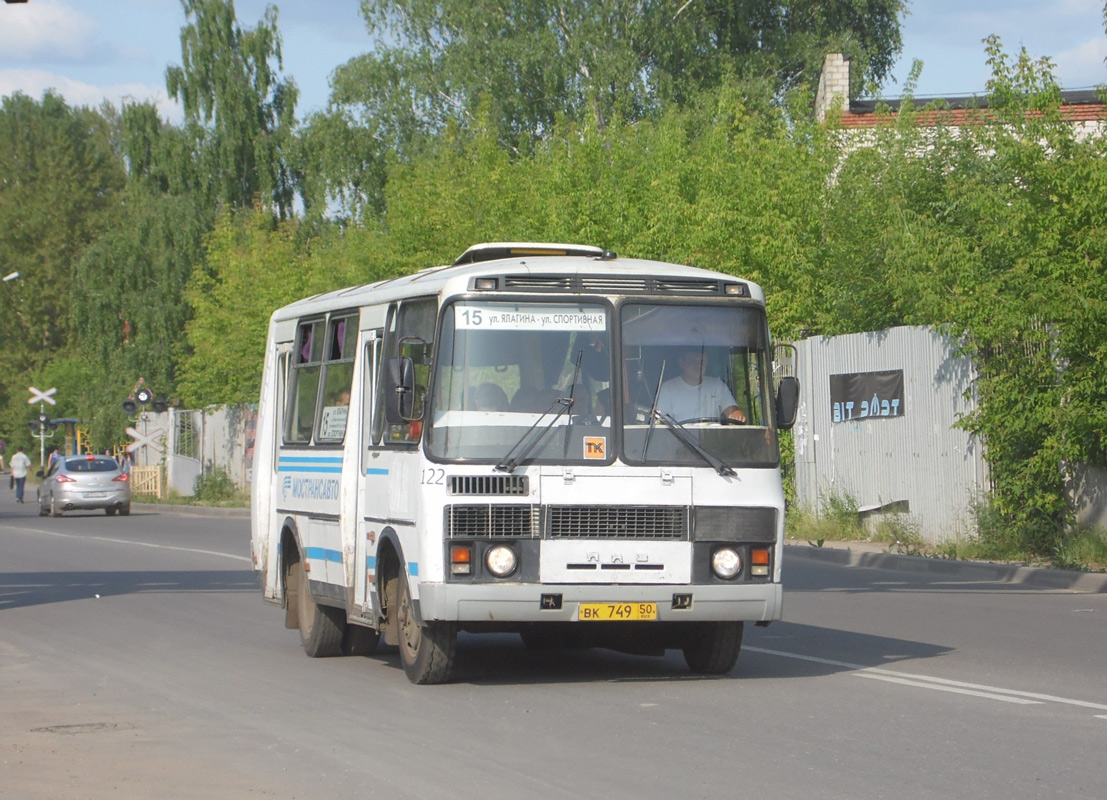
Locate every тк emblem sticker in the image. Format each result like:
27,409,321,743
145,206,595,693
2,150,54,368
583,437,606,459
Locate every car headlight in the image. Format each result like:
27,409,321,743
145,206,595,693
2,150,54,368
485,545,518,578
711,547,742,580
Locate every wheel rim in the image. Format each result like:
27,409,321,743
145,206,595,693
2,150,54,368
397,579,421,660
293,562,313,638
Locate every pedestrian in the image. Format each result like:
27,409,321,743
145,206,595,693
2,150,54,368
10,446,32,503
0,438,6,471
47,446,60,469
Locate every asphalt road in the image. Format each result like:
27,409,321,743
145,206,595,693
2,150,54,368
1,491,1104,800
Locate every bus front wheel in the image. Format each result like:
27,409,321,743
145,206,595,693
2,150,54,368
396,570,456,684
682,621,743,675
288,558,344,658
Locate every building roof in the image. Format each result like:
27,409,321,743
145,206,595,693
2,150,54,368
816,53,1107,128
842,89,1107,128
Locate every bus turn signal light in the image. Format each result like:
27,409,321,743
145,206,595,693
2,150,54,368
750,547,770,576
450,545,472,575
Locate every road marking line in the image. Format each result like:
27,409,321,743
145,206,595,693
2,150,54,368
4,526,251,563
746,646,1107,711
854,673,1040,704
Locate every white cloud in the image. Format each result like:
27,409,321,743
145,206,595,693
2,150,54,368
0,69,181,121
0,0,101,62
1054,37,1107,88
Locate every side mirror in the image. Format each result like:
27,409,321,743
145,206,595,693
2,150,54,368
384,356,416,423
35,469,44,478
775,376,800,430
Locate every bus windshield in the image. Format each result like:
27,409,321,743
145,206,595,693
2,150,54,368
426,299,779,468
426,300,613,463
620,303,779,468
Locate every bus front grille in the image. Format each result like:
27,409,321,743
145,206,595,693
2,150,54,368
448,474,529,496
546,506,688,540
446,505,540,538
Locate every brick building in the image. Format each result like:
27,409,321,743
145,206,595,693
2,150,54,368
815,52,1107,135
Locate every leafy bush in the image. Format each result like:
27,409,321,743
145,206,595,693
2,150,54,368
193,465,248,506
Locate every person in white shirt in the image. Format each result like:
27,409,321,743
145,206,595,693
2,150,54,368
655,349,746,423
9,445,33,503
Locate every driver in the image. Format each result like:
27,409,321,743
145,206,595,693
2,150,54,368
655,348,746,423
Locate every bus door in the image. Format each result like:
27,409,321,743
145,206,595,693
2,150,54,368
358,297,437,607
355,329,382,613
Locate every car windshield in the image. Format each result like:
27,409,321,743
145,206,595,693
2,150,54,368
620,303,779,468
426,301,612,464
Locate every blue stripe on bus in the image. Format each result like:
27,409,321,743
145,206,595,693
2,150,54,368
363,556,415,575
304,547,343,564
278,456,343,474
365,468,389,476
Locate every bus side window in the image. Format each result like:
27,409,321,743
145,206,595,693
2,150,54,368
286,319,323,443
316,315,358,443
383,298,436,444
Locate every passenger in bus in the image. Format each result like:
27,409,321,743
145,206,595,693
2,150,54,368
472,383,510,411
655,348,746,423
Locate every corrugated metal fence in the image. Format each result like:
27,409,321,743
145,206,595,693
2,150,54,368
792,326,989,543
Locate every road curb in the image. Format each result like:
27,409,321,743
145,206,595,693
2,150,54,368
134,503,249,519
784,543,1107,593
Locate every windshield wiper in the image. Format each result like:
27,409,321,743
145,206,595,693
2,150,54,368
494,394,575,473
649,410,737,477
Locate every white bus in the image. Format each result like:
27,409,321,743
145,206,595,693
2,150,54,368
251,243,799,684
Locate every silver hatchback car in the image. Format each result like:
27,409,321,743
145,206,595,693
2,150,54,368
38,454,132,517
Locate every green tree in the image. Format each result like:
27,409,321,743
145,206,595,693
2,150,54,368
166,0,299,216
820,38,1107,554
333,0,904,155
68,189,210,445
0,92,125,448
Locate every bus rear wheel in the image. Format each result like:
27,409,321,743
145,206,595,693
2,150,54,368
288,558,344,658
396,570,456,684
682,621,743,675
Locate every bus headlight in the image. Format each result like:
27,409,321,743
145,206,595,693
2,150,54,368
485,545,518,578
711,547,742,580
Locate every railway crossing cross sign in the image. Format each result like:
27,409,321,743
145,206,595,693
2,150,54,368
28,386,57,405
126,426,166,454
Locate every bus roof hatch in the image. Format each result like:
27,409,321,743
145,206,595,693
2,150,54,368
452,242,613,266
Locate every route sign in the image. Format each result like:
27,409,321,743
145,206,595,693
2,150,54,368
126,426,166,454
28,386,57,406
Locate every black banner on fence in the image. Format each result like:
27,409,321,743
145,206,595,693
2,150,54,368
830,369,905,423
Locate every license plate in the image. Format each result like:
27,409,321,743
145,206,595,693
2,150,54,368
578,602,657,621
84,492,108,498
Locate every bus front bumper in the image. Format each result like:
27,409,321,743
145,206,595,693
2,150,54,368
416,582,782,624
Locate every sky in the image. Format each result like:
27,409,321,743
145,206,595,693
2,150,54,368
0,0,1105,124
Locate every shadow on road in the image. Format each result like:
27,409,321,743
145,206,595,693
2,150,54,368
0,570,257,610
342,621,954,686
